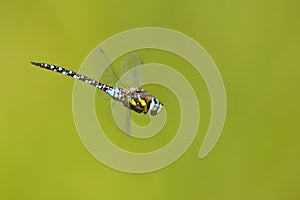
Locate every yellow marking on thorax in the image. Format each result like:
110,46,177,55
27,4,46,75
130,99,137,106
139,99,147,107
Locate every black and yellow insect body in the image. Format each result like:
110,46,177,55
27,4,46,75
30,57,163,116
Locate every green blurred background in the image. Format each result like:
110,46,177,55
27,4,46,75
1,0,299,199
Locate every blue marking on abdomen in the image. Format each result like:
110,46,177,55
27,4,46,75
106,89,114,97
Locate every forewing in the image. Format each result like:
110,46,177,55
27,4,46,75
119,53,143,88
92,48,122,88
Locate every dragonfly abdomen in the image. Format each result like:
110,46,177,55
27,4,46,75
30,62,128,103
30,61,111,92
105,87,125,101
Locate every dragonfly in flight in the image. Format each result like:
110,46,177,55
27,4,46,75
31,49,164,132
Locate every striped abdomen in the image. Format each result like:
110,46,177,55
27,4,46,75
30,61,124,100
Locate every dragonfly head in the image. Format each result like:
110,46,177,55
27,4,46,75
149,97,164,116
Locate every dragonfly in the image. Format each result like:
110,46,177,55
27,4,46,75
31,50,164,127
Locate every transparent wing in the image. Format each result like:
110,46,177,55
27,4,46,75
92,49,143,135
111,100,132,135
92,48,143,89
117,53,144,134
119,53,143,88
127,108,132,134
92,47,126,88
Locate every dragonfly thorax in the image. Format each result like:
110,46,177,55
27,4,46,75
107,87,163,115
